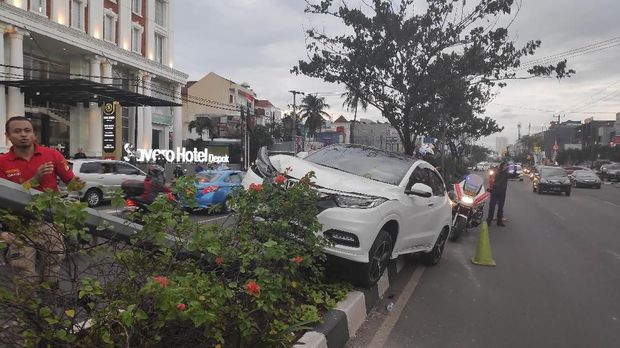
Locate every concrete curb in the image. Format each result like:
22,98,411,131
294,256,406,348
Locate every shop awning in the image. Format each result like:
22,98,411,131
0,78,181,107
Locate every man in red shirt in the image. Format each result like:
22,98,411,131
0,116,85,292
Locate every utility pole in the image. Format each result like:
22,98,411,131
517,122,521,140
289,90,304,140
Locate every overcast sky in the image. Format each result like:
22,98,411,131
174,0,620,149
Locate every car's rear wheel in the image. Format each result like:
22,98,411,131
356,230,393,288
421,227,449,266
85,188,103,207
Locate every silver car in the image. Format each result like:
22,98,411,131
572,170,601,189
68,159,146,207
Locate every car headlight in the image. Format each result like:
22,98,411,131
461,196,474,205
334,194,387,209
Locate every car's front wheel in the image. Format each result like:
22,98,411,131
421,227,449,266
85,188,103,207
356,230,393,287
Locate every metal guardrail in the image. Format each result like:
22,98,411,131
0,178,140,244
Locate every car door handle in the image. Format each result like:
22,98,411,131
427,202,435,207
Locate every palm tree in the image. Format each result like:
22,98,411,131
188,116,216,139
341,86,368,144
298,94,331,138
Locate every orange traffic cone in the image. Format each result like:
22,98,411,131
471,221,496,266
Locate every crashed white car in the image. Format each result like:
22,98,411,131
242,144,452,286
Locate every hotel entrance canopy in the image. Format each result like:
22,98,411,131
0,78,181,107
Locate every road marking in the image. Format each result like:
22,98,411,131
606,250,620,261
552,212,566,221
197,215,230,223
602,201,619,208
368,266,425,348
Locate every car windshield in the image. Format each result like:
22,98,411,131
541,168,567,177
609,164,620,169
304,144,415,185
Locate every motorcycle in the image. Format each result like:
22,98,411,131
447,174,490,241
119,180,174,223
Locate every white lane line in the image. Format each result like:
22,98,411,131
607,250,620,261
368,266,426,348
552,212,566,221
602,200,619,208
197,215,229,224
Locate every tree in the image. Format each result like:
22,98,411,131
249,125,274,162
341,85,368,144
294,0,574,155
465,144,492,164
188,117,216,140
298,94,331,137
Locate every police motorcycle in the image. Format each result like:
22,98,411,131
447,173,490,241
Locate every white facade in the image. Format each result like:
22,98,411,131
496,136,508,156
0,0,187,155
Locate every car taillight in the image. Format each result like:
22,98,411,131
125,199,137,207
202,186,219,194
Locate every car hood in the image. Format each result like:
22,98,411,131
269,155,402,200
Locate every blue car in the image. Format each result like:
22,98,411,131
193,170,245,211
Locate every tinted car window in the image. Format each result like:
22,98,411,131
79,162,102,174
574,171,596,178
428,170,446,196
541,168,567,177
305,144,414,185
407,167,431,190
117,163,139,175
101,163,116,174
228,174,242,184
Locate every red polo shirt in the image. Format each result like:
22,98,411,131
0,144,75,192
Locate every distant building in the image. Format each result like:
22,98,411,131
353,122,404,153
181,72,256,140
496,137,508,156
577,118,616,148
333,115,350,143
255,99,281,127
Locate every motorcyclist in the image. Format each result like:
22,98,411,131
139,165,171,204
173,165,184,179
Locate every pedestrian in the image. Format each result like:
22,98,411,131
73,147,87,159
487,161,509,227
0,116,86,293
173,165,184,179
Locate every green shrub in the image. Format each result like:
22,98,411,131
0,172,349,347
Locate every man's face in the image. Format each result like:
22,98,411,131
6,120,36,148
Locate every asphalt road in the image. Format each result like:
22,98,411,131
350,178,620,348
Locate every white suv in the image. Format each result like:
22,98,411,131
243,145,452,286
67,159,146,207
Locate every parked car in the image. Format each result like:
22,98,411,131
572,170,602,189
243,144,452,287
192,170,245,211
475,162,490,171
533,166,571,196
600,163,620,181
67,159,146,207
563,165,589,176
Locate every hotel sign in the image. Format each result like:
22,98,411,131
102,102,122,159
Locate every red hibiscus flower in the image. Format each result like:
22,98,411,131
274,175,287,185
215,256,224,265
292,256,303,265
246,280,261,296
176,303,186,311
248,183,263,192
153,275,170,288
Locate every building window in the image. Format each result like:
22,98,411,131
30,0,47,15
71,0,85,30
132,0,142,16
154,33,166,64
131,24,143,53
155,0,166,27
103,10,118,43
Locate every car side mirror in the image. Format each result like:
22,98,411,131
405,183,433,198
